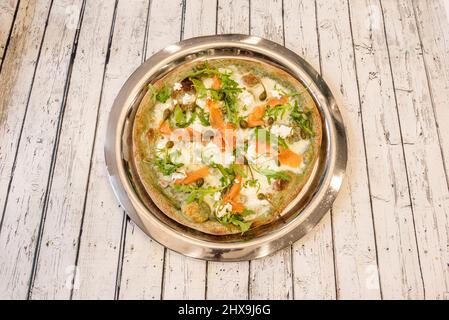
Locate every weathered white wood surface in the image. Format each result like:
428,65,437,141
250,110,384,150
30,0,117,299
316,0,381,299
284,0,336,300
0,0,19,66
0,0,83,299
0,0,448,300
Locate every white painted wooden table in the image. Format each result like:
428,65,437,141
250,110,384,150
0,0,448,300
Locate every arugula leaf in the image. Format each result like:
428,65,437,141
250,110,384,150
155,83,171,103
217,212,253,233
191,78,207,98
184,61,219,79
290,101,314,138
243,178,260,192
265,103,291,121
197,107,210,126
174,184,223,203
252,166,292,184
154,148,183,176
172,105,197,128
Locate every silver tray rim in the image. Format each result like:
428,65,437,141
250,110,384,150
104,34,348,261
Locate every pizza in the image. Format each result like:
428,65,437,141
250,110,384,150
132,58,322,235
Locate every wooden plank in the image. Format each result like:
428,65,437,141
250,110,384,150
316,0,381,299
71,0,150,300
347,0,424,299
0,0,19,65
29,0,117,300
118,0,183,300
0,0,51,233
382,0,449,299
161,0,215,300
0,0,83,300
283,0,336,300
249,0,293,300
206,0,250,300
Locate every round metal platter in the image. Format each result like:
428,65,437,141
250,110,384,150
104,34,347,261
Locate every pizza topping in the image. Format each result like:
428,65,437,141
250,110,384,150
247,105,266,128
270,124,292,139
173,82,182,91
278,148,302,167
145,60,317,233
175,167,209,185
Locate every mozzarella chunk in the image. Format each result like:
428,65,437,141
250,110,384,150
216,202,233,218
239,90,255,107
270,124,292,138
173,82,182,91
181,93,196,105
203,78,213,89
196,98,207,108
170,171,186,181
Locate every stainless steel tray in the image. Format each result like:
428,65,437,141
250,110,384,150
104,34,347,261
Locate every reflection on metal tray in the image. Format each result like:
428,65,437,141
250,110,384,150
104,34,347,261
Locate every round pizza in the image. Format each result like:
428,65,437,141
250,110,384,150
132,58,322,235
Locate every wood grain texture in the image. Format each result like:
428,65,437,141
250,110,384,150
118,0,183,300
206,0,250,300
249,0,293,300
0,0,83,299
316,0,381,299
71,0,149,300
161,0,215,300
0,0,51,234
0,0,19,65
29,0,116,300
348,0,424,299
413,0,449,299
284,0,336,300
382,0,449,299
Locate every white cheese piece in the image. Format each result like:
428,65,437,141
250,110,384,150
203,78,213,89
239,90,255,107
202,142,235,166
173,82,182,91
270,124,292,138
216,202,233,218
152,102,171,126
288,139,310,154
170,171,186,181
270,90,282,99
181,93,196,105
213,192,221,201
170,141,192,165
196,98,207,108
240,183,271,218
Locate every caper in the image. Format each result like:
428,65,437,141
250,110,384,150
259,91,267,101
257,193,266,200
239,119,249,129
196,178,204,187
267,117,274,126
300,129,307,139
166,140,174,149
203,130,215,141
163,108,171,120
